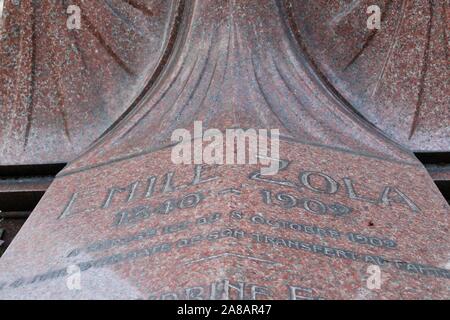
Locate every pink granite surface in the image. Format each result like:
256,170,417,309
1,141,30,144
289,0,450,152
0,0,181,165
0,0,448,300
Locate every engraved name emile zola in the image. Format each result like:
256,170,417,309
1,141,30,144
58,158,420,220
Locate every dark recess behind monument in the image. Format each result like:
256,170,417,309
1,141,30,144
0,163,67,178
415,152,450,204
415,152,450,164
0,163,66,257
0,163,66,212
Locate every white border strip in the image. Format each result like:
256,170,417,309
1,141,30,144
0,0,4,18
